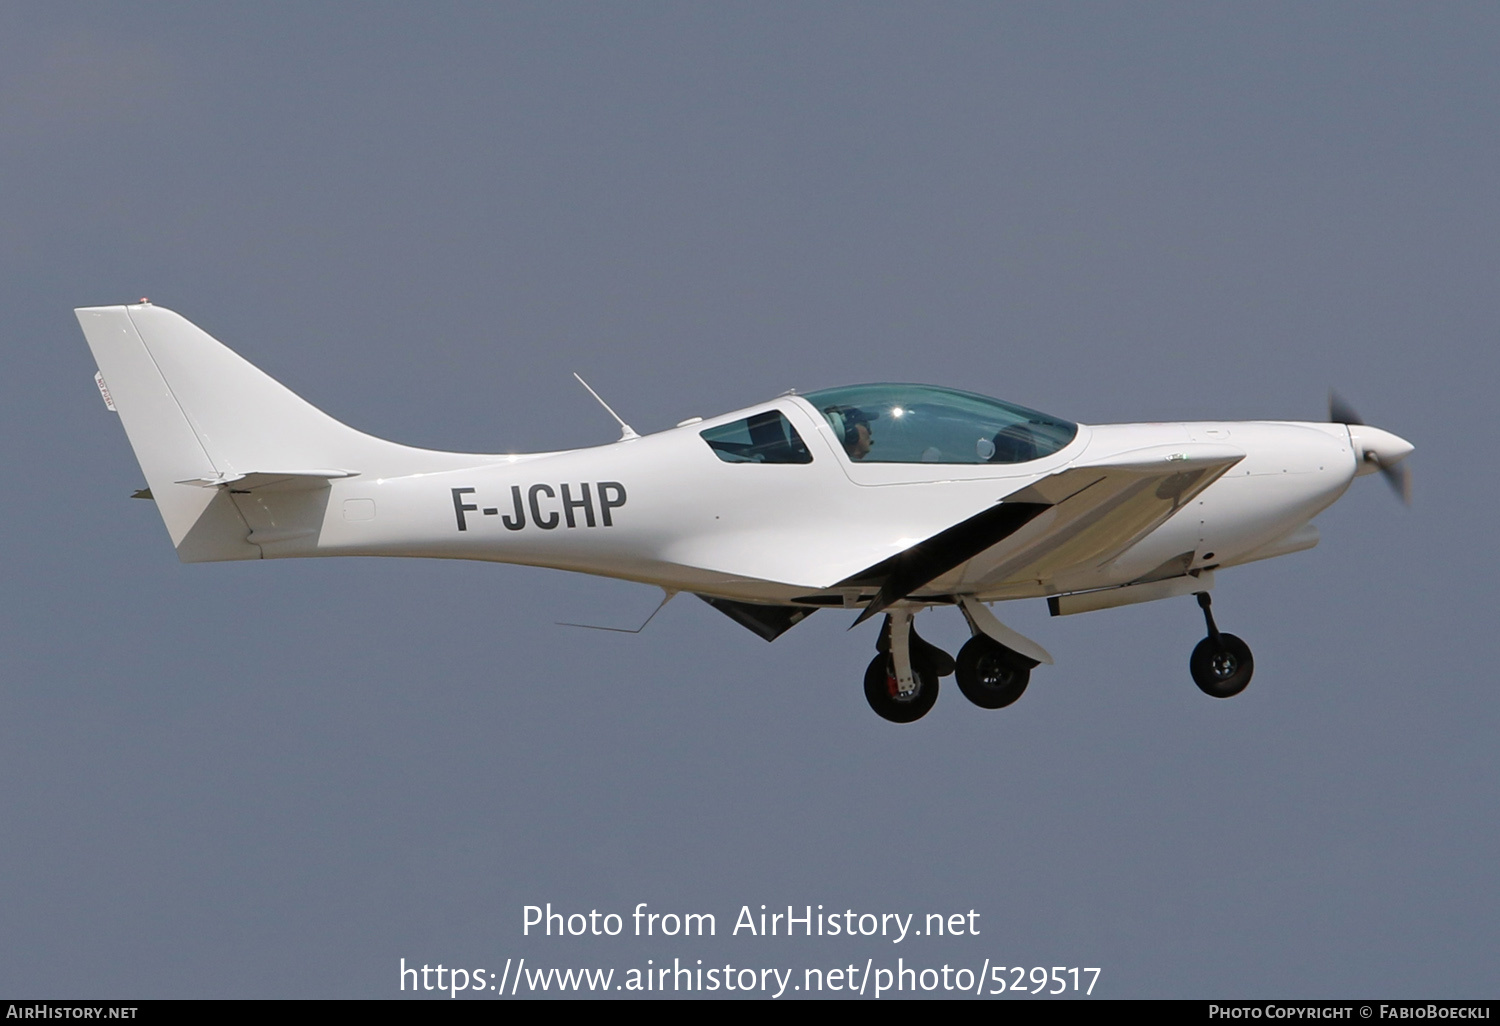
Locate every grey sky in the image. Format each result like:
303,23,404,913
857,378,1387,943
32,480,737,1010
2,3,1495,998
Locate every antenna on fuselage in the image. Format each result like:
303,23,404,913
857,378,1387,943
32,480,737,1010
573,373,639,441
557,589,676,633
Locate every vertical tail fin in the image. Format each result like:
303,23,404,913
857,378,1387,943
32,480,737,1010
77,302,487,561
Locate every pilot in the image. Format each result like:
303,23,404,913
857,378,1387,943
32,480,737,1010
825,406,877,460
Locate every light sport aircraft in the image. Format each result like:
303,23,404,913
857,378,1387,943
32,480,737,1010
77,302,1413,723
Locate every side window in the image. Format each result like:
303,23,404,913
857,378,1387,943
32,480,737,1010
700,410,813,464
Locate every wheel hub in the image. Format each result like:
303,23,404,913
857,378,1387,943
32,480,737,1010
1189,631,1254,699
1210,651,1238,679
976,655,1017,689
885,671,917,701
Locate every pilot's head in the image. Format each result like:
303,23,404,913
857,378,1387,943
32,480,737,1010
826,406,876,460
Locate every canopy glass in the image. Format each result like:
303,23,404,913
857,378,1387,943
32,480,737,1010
804,384,1077,465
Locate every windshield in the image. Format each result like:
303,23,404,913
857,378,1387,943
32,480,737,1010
804,384,1077,465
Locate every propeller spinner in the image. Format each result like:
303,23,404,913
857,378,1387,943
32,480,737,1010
1330,391,1414,504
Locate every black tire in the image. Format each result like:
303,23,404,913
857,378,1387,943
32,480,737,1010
863,653,940,723
1190,633,1254,698
954,635,1032,709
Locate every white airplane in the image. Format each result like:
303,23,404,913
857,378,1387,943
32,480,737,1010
77,302,1413,723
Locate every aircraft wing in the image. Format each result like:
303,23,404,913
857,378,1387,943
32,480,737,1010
843,443,1243,623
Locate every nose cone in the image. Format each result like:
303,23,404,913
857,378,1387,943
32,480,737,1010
1347,424,1414,473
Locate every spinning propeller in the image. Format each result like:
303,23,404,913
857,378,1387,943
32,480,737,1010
1329,391,1413,504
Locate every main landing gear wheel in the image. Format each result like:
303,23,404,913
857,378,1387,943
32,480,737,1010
954,635,1035,709
1189,592,1253,698
863,653,940,723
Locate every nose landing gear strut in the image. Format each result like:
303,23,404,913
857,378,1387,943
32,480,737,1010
1189,591,1254,698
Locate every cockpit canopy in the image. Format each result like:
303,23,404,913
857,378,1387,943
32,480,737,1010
804,383,1077,465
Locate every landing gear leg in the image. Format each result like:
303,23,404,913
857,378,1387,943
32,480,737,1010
1189,591,1254,698
875,615,955,677
863,611,943,723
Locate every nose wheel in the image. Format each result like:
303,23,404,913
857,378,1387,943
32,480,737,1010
1189,592,1253,698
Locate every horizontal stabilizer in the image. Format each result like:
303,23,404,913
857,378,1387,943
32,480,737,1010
175,470,359,490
